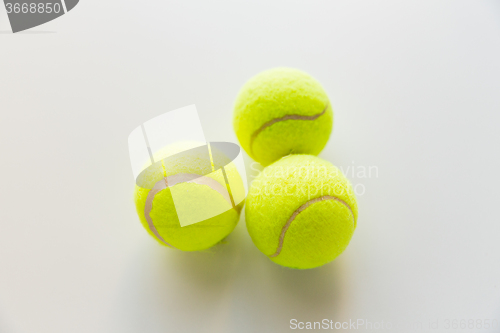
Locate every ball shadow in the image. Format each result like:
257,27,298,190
111,224,247,333
228,231,349,331
111,218,350,333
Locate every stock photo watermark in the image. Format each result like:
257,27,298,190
3,0,79,33
248,161,378,198
290,318,499,330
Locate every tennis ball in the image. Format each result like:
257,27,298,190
233,68,333,166
134,142,244,251
245,155,358,269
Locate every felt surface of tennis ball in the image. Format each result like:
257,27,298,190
134,142,244,251
233,68,333,166
245,155,358,269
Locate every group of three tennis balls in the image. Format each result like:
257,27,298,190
134,68,358,270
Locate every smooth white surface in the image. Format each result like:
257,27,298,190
1,1,500,332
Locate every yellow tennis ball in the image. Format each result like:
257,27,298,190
245,155,358,269
233,68,333,166
134,142,244,251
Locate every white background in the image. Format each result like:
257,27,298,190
1,1,500,332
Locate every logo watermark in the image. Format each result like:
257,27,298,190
3,0,79,33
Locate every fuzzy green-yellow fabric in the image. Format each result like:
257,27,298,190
135,185,241,251
245,155,358,269
134,142,243,251
233,68,333,166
